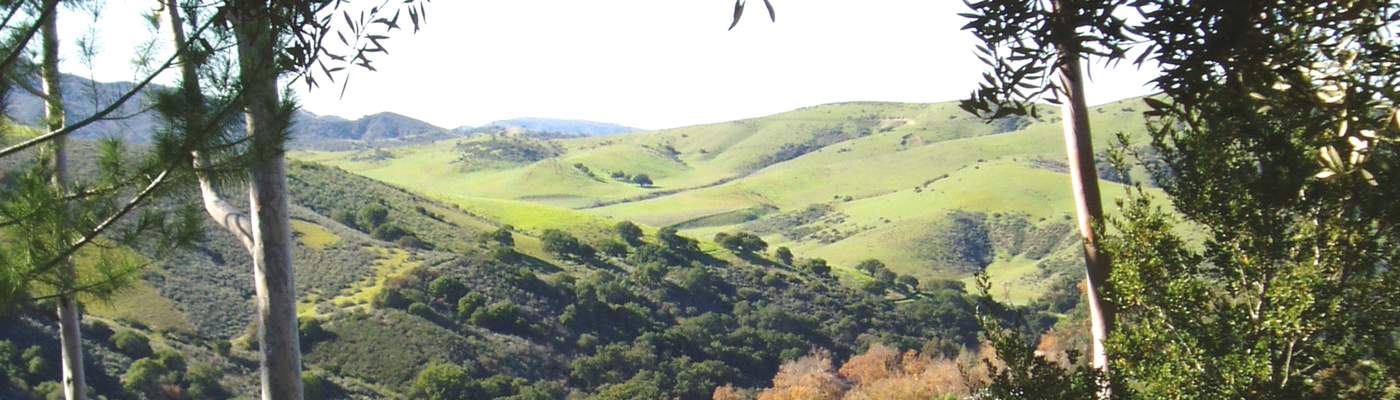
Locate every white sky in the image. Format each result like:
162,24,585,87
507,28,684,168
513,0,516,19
59,0,1157,130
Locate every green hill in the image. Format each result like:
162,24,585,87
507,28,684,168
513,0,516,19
295,98,1159,303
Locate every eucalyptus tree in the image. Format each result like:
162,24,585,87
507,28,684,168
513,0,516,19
961,0,1400,397
159,1,429,398
958,0,1130,383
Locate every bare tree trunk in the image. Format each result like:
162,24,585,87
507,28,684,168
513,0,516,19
1052,0,1114,389
40,1,88,398
229,4,303,399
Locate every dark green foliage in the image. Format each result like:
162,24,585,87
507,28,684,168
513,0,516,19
428,276,469,303
855,259,885,276
491,245,522,263
896,275,919,290
330,209,358,229
657,227,700,257
486,225,515,247
410,362,471,400
456,293,486,319
120,358,169,398
798,258,831,277
715,232,767,254
773,247,793,265
541,229,594,260
471,301,533,336
408,302,434,319
631,174,653,187
370,223,410,242
860,280,888,296
358,204,390,231
372,287,410,309
614,221,643,245
300,317,330,346
185,364,227,399
598,239,628,258
112,330,152,358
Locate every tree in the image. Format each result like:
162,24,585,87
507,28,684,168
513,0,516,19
631,174,653,187
657,227,700,256
799,259,831,278
959,0,1131,381
717,232,768,254
164,2,430,398
357,204,389,231
774,247,794,265
1099,2,1400,397
855,259,885,276
541,229,594,260
615,221,644,245
428,276,469,303
486,225,515,246
410,363,470,400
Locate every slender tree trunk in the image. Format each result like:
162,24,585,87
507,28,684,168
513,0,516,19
40,1,88,398
1052,0,1114,388
229,3,303,399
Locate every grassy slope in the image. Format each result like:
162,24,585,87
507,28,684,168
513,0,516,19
292,98,1156,302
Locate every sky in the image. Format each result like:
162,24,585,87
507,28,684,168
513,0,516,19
59,0,1158,131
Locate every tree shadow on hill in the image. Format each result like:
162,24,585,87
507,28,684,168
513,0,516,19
734,251,781,269
514,252,564,273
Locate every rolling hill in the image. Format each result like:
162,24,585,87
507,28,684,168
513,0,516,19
294,97,1161,303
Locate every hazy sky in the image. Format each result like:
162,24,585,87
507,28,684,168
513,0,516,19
60,0,1157,130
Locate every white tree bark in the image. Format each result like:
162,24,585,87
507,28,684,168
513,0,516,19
40,0,88,398
230,4,304,399
171,2,301,399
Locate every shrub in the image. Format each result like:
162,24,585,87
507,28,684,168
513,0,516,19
113,330,153,358
410,363,470,400
428,276,469,303
615,221,643,245
372,287,410,309
408,302,435,320
470,302,532,336
485,226,515,246
598,239,628,258
631,174,653,187
774,247,794,265
456,293,486,319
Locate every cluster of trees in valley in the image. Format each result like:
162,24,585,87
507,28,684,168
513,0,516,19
1,0,1398,400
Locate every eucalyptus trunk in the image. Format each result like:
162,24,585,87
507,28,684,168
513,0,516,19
229,4,303,399
40,1,88,398
1052,0,1114,385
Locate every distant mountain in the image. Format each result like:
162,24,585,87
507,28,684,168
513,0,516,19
485,117,637,136
3,74,459,150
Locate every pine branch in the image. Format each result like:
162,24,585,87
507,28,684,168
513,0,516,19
0,0,56,74
0,8,225,159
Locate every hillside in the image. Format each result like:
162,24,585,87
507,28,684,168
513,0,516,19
298,98,1160,303
2,136,1042,399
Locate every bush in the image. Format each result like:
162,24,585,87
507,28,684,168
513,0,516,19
485,226,515,246
470,302,532,336
800,258,832,277
300,317,329,345
774,247,794,265
411,363,470,400
457,293,486,319
631,174,653,187
408,302,435,320
428,276,469,303
615,221,643,245
541,229,594,260
372,287,410,309
371,223,410,242
113,330,153,358
598,240,628,258
186,364,227,399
